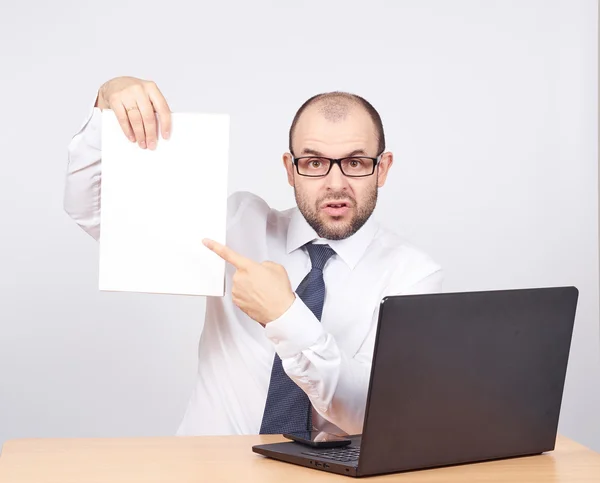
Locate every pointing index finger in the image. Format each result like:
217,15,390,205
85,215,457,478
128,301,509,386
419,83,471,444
203,239,253,270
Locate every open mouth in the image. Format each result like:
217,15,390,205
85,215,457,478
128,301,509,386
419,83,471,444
322,200,352,216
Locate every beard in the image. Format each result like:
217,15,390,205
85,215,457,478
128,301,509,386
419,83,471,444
294,185,378,241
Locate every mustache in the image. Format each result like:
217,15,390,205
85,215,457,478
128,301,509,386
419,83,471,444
317,193,356,205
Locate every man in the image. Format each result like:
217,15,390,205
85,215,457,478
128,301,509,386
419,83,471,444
64,76,443,437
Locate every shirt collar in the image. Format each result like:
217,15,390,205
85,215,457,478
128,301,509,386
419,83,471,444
286,207,379,270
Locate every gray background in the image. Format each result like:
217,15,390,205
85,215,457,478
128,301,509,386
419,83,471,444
1,0,599,450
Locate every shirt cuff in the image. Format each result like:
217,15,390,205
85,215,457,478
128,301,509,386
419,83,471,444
264,295,325,359
71,92,102,147
81,107,102,151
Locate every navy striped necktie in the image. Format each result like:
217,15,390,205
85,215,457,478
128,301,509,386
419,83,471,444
259,243,336,434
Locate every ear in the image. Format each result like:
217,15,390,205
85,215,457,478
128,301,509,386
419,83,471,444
283,153,295,187
376,152,394,188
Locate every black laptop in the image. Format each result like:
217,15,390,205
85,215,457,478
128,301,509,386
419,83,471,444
252,287,579,477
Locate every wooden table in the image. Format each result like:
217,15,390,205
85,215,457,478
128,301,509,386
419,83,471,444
1,434,599,482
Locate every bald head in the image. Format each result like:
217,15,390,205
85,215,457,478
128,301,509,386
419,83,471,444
289,92,385,154
316,92,356,122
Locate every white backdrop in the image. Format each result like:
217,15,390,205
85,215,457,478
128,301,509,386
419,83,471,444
1,0,599,450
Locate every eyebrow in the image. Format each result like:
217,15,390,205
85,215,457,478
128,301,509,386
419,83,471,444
300,148,369,157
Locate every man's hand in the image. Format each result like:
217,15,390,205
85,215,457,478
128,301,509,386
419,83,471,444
203,239,296,326
96,76,172,150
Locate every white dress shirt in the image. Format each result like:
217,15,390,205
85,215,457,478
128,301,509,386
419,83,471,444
64,106,444,436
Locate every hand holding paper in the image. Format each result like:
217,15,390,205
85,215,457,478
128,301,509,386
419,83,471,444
96,76,172,149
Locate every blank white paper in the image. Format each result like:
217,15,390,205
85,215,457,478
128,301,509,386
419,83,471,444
99,111,229,296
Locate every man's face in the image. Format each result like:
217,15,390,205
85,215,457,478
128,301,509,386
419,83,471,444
284,105,393,240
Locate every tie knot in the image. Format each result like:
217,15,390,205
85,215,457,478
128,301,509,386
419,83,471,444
305,243,336,271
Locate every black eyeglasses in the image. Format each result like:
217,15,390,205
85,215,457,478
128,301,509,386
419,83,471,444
291,153,383,178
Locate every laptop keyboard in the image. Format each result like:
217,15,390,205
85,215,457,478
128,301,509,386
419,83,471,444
302,446,361,462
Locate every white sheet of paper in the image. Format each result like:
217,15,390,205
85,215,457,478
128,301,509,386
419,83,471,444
99,111,229,296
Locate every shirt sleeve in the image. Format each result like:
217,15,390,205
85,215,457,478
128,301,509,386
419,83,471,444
264,268,444,435
63,105,103,241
